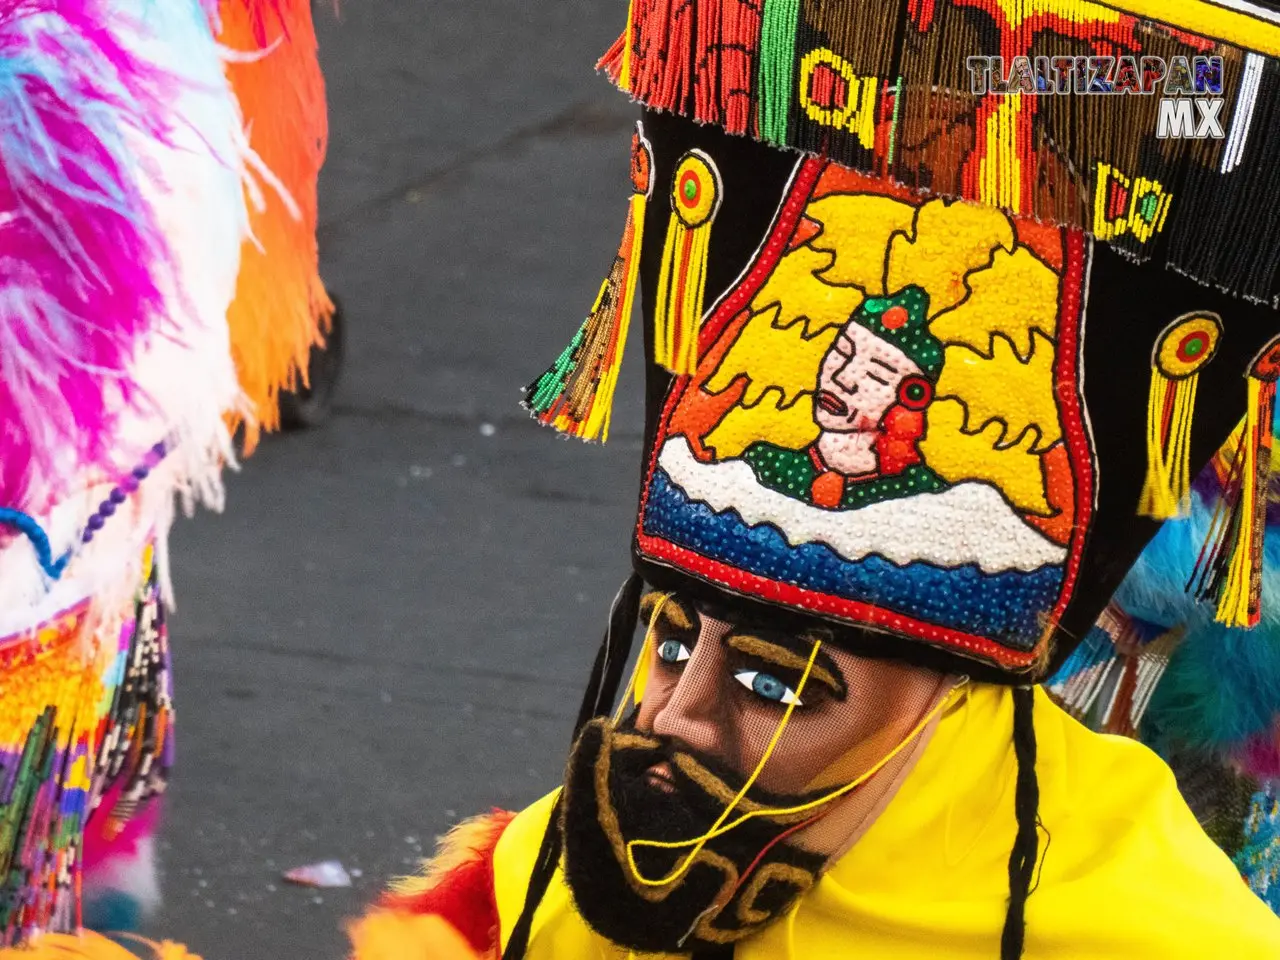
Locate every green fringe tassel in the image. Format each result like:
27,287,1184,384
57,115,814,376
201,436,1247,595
525,327,586,416
758,0,801,146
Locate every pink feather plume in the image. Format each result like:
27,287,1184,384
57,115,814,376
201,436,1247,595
0,0,180,514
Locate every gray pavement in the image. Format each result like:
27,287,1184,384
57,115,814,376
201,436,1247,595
150,5,644,957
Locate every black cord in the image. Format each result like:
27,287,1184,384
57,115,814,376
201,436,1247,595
502,573,644,960
1001,686,1041,960
596,573,645,723
500,802,563,960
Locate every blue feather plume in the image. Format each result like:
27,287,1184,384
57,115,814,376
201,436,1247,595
1115,485,1280,757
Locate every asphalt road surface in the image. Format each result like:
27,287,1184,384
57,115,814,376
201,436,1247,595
151,4,645,957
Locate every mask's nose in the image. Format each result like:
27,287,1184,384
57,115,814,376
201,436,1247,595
650,618,733,762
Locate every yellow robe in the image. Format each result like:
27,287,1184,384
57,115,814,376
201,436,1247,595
492,685,1280,959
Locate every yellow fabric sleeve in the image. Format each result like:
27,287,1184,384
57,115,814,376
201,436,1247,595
491,687,1280,960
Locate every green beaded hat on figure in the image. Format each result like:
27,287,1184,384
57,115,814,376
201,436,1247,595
851,288,945,380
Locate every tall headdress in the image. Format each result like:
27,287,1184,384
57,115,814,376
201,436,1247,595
512,0,1280,956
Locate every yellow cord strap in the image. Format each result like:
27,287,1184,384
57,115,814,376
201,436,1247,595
625,638,968,888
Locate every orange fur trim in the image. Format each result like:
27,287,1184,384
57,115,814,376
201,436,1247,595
219,0,332,451
371,810,514,956
347,911,486,960
0,932,200,960
390,811,513,899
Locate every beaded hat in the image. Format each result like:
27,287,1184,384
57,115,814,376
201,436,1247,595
847,288,944,379
525,0,1280,684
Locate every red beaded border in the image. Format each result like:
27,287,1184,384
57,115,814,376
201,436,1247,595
1051,229,1094,664
635,158,1094,670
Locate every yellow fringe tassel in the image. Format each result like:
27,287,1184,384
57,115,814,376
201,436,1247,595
654,150,722,376
1138,313,1222,519
1216,375,1275,627
524,124,652,442
618,0,636,91
1139,373,1199,518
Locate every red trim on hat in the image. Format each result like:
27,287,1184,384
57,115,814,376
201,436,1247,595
634,158,1093,672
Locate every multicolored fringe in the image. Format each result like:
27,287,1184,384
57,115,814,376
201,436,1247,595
219,0,333,452
1190,336,1280,628
1074,449,1280,911
1046,604,1180,737
1238,783,1280,914
1138,314,1221,519
601,0,1280,305
0,552,172,943
653,150,722,375
524,125,653,441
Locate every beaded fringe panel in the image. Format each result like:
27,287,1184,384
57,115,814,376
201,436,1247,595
0,560,172,944
602,0,1280,305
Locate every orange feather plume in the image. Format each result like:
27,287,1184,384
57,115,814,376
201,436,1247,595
344,810,515,960
0,932,200,960
218,0,333,452
347,912,486,960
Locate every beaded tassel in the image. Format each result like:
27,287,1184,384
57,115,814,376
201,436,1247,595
618,0,637,91
654,149,723,375
524,125,653,442
1139,314,1222,519
1045,623,1118,721
1191,336,1280,628
1046,605,1180,736
1098,627,1181,737
757,0,800,145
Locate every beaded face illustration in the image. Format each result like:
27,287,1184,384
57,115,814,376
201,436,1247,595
636,158,1093,669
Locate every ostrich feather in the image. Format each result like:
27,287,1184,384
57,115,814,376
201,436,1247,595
1116,484,1280,759
219,0,331,451
0,0,247,618
0,0,179,514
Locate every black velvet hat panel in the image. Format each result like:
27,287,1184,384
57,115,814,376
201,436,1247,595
631,109,1279,683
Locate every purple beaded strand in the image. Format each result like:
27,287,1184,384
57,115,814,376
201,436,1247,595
81,440,169,546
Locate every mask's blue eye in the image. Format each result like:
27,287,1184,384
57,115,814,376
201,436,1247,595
657,639,692,665
733,669,802,706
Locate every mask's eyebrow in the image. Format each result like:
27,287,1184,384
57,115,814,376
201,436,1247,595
640,592,694,631
724,633,847,699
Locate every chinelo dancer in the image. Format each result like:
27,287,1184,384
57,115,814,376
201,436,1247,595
74,0,335,936
347,1,1280,958
0,0,331,955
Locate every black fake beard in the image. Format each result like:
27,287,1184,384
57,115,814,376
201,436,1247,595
560,718,828,953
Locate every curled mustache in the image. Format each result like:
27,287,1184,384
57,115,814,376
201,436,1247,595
560,718,827,952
